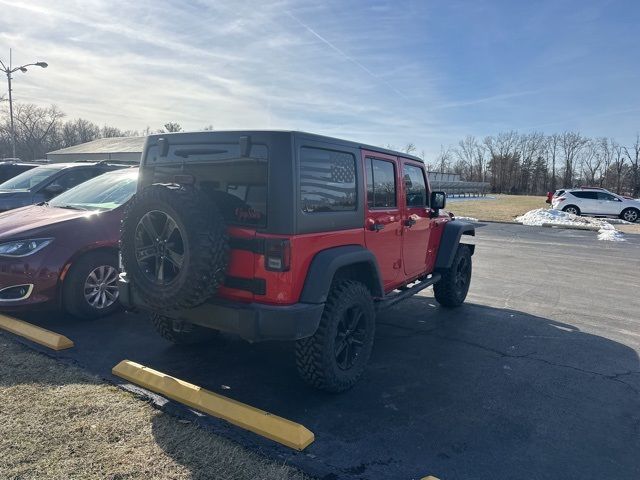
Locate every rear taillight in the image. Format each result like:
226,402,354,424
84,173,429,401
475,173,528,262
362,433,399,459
265,238,291,272
557,197,566,202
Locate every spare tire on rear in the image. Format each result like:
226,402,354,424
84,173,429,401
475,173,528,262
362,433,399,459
120,184,229,310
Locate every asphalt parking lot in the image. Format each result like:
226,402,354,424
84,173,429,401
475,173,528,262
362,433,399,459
11,223,640,480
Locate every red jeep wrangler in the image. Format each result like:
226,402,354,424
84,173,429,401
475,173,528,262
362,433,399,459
118,131,475,392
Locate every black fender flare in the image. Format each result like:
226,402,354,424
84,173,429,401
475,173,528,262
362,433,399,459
299,245,384,304
435,220,475,270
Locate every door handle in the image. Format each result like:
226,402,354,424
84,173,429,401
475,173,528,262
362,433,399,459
404,218,416,227
370,223,385,231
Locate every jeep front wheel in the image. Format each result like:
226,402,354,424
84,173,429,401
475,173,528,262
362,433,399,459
295,280,375,393
434,244,472,308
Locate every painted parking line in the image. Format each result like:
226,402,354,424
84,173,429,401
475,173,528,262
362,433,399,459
0,314,74,350
112,359,315,451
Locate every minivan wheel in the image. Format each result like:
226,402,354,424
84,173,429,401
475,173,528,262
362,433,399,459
295,280,375,393
150,313,218,345
562,205,581,216
63,251,120,319
621,208,639,223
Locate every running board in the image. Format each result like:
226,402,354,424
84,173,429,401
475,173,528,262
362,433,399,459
376,273,441,311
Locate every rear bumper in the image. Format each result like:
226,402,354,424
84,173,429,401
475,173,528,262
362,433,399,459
118,274,324,343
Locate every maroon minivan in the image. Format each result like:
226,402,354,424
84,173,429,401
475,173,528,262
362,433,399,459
0,168,137,319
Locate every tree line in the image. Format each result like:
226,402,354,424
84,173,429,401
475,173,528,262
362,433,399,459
420,132,640,197
2,102,638,197
0,102,194,161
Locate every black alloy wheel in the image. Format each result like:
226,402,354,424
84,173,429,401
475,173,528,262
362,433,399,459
334,305,367,371
135,210,185,285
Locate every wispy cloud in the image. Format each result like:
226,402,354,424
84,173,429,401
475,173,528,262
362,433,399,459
0,0,637,157
285,10,408,100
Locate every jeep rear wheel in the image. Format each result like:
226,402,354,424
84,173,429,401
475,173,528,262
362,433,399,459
151,313,218,345
434,244,472,308
295,280,375,393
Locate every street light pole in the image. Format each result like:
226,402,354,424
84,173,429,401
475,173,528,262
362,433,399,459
0,49,48,159
7,53,15,158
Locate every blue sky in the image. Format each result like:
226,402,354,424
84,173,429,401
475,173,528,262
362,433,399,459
0,0,638,157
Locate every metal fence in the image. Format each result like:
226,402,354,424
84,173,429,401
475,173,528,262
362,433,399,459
427,172,490,198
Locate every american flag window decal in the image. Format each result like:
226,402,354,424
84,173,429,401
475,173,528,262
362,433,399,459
300,147,357,213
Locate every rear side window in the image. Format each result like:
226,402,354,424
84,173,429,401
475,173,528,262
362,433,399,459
404,164,427,207
300,147,357,213
571,191,598,199
366,158,397,208
597,192,617,201
48,168,98,190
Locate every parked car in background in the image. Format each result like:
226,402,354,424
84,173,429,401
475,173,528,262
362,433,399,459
0,168,138,319
0,161,131,213
0,160,48,183
552,188,640,222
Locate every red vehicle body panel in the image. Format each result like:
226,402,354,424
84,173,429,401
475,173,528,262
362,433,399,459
215,148,449,306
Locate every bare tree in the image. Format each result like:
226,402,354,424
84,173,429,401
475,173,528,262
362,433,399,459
581,140,601,185
623,134,640,196
434,145,453,172
12,103,65,159
545,133,561,191
560,132,587,187
610,140,627,194
403,142,417,155
518,132,545,193
484,131,519,193
163,122,182,133
453,136,478,181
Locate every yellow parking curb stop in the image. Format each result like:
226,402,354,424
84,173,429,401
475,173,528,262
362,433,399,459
112,360,315,450
0,314,74,350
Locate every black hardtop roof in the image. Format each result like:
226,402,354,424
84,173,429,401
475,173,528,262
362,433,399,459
145,130,424,163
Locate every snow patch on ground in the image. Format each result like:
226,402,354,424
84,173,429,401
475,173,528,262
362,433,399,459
597,227,625,241
601,218,633,225
515,209,625,242
454,216,479,222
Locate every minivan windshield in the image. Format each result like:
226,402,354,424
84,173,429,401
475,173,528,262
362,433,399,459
0,165,66,190
50,169,138,211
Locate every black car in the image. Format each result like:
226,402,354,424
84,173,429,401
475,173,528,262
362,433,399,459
0,160,48,183
0,161,133,212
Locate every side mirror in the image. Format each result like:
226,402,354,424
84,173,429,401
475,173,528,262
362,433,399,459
430,191,446,211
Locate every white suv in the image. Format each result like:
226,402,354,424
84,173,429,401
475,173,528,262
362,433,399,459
552,188,640,222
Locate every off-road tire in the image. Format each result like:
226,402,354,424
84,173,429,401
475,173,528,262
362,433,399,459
434,244,472,308
63,250,121,319
295,280,375,393
151,313,218,345
562,205,581,216
620,207,639,223
120,184,229,310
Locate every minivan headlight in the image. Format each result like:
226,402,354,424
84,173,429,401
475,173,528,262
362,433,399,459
0,238,54,257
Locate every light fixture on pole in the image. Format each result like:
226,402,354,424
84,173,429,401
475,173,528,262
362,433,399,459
0,49,48,159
